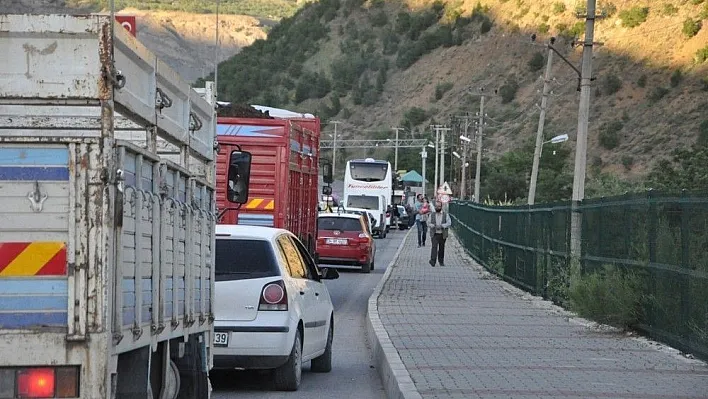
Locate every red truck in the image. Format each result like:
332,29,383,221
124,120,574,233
215,110,322,254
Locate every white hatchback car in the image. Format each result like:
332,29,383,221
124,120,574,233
212,225,339,391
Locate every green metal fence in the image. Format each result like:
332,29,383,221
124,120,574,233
450,190,708,360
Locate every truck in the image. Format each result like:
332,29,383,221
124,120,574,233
0,14,251,398
214,107,322,255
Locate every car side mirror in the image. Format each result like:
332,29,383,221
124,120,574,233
319,267,339,280
227,150,252,204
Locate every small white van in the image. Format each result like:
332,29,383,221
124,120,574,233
344,194,387,238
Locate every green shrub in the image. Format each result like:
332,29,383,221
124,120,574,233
487,248,505,275
691,0,705,4
569,264,645,330
403,107,428,127
637,74,647,88
369,10,389,27
598,120,623,149
697,120,708,147
661,3,678,16
697,46,708,63
552,2,566,14
499,79,519,104
481,17,494,34
370,0,385,8
575,1,587,15
649,86,669,102
682,18,702,38
434,82,454,100
538,23,550,33
528,52,545,71
621,155,634,170
619,6,650,28
395,12,411,34
670,69,683,87
599,2,618,17
701,3,708,19
569,21,585,36
604,74,623,95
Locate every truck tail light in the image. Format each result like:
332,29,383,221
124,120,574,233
0,366,79,398
259,280,288,311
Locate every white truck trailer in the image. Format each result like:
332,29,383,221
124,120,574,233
0,14,250,398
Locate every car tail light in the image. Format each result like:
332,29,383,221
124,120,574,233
259,281,288,311
0,366,79,398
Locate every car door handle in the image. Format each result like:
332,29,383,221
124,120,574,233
314,292,320,297
299,291,305,295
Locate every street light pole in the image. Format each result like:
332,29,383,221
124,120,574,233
528,43,555,206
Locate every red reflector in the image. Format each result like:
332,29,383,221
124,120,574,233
17,368,55,398
263,283,284,304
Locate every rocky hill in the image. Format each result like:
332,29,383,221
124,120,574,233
209,0,708,198
4,0,268,83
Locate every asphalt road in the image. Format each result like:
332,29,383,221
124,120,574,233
210,227,408,398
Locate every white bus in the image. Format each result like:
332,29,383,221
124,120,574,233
343,158,393,233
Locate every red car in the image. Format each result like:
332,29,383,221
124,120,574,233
316,212,376,273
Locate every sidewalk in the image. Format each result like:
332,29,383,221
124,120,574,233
367,230,708,399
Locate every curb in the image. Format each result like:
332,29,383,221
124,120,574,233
366,228,422,399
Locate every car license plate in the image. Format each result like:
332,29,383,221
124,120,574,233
213,332,229,346
326,238,347,245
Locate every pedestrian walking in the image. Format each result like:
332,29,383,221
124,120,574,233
414,195,431,247
428,201,451,267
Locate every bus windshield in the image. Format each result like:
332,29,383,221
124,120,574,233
349,162,388,182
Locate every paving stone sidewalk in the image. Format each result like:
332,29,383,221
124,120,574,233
376,231,708,399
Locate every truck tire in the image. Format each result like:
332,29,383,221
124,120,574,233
274,330,302,391
172,336,209,399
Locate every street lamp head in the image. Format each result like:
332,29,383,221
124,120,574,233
550,133,569,144
459,135,472,143
452,151,461,159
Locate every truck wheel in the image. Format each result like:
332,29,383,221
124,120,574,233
310,320,333,373
274,331,302,391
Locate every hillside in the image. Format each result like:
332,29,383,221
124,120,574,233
4,0,269,83
210,0,708,200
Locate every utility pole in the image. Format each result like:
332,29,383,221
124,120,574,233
474,94,485,203
570,0,598,264
433,125,440,193
528,41,555,205
392,127,405,172
439,126,446,190
457,114,472,200
330,121,341,179
421,146,427,196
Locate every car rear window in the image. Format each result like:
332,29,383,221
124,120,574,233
318,217,363,232
215,239,279,281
